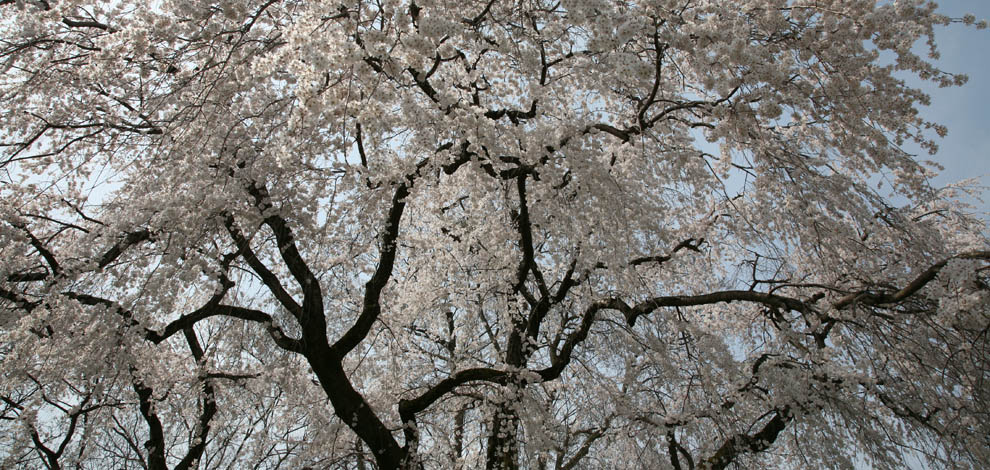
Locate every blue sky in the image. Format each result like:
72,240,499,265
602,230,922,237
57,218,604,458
912,0,990,217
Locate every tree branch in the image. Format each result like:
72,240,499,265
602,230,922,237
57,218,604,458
151,303,304,353
224,215,303,318
132,378,168,470
97,230,153,270
245,182,325,332
834,251,990,309
399,367,509,419
174,328,218,470
699,407,791,470
13,223,61,276
629,238,705,266
332,181,409,358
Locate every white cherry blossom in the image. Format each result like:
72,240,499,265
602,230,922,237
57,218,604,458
1,1,988,469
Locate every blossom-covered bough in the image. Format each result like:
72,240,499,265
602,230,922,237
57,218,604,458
1,0,988,468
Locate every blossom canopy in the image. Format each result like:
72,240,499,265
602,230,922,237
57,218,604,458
1,1,989,469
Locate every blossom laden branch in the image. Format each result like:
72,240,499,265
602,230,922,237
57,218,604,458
833,251,990,309
224,214,303,318
699,407,792,470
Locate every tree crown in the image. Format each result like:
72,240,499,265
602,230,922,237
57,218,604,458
1,1,988,469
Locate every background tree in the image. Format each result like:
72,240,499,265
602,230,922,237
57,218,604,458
1,0,988,469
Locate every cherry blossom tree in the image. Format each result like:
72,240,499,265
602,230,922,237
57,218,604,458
2,0,989,469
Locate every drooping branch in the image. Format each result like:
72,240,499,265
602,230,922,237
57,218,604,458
203,372,261,381
539,290,812,381
234,155,467,468
526,257,578,343
398,366,510,460
544,254,980,380
533,251,990,468
502,174,554,370
484,100,538,125
21,212,90,234
355,122,368,168
150,303,304,353
699,407,792,470
399,368,510,419
464,0,498,27
354,13,707,183
63,291,303,353
61,199,106,227
833,251,990,309
278,160,428,467
0,1,117,31
624,290,812,327
358,31,539,125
